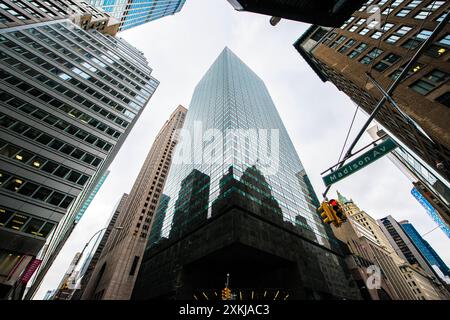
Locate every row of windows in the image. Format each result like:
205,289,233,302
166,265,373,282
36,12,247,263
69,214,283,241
358,0,445,20
52,23,152,88
0,139,90,186
0,34,139,119
40,24,152,99
0,85,122,139
0,170,74,209
325,30,449,104
24,27,144,109
0,112,103,167
0,33,135,122
0,86,113,152
0,207,55,239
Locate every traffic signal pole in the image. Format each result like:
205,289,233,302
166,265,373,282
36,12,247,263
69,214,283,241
322,11,449,199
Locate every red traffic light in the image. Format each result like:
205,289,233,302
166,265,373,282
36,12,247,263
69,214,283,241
329,199,338,207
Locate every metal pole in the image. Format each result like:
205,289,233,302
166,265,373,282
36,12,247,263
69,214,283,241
322,11,450,198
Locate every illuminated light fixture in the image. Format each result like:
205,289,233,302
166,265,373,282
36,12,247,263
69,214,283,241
0,208,5,213
12,226,20,230
274,290,279,300
438,48,446,55
15,179,23,184
69,113,76,118
284,294,289,300
413,65,421,72
202,292,208,300
264,290,267,298
251,291,254,300
33,161,41,167
239,291,242,300
15,154,23,160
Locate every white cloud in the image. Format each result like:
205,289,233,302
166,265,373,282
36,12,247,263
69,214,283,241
33,0,449,299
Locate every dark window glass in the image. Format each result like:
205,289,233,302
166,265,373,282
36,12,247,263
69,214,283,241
48,192,64,206
30,156,46,169
39,222,55,238
23,218,45,236
36,134,53,145
0,208,13,226
49,139,63,150
41,161,58,174
23,128,41,140
32,187,52,201
54,166,70,178
436,92,450,107
77,175,89,186
0,144,20,158
59,196,74,209
82,153,94,164
5,213,29,231
4,177,24,192
17,182,39,196
14,150,34,163
60,145,75,155
67,171,81,183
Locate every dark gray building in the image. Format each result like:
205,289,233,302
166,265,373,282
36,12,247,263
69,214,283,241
0,18,158,299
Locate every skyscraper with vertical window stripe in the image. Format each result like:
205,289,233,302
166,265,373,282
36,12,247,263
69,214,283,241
87,0,186,31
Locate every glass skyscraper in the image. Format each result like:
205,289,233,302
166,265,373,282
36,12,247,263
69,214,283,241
133,48,360,300
87,0,186,31
400,221,450,278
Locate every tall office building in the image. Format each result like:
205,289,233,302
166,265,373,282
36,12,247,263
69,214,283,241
132,48,361,300
368,125,450,234
332,200,414,300
70,193,128,300
87,0,186,31
80,106,187,300
337,191,394,250
378,215,449,282
400,220,450,278
335,192,449,300
0,0,121,35
294,1,450,184
0,16,159,299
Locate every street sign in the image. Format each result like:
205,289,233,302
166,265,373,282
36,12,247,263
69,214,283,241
322,138,397,187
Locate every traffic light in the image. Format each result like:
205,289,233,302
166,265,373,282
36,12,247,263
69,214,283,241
318,201,335,225
328,199,347,226
221,287,231,300
318,200,347,227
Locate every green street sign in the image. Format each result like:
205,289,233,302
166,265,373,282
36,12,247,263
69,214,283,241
322,138,398,187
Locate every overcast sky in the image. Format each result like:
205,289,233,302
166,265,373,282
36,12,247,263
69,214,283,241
33,0,449,299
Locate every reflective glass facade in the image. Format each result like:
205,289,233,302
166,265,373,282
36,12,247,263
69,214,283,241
87,0,186,31
149,47,339,250
400,221,450,277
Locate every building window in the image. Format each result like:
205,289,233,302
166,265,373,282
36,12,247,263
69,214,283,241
348,43,368,59
338,39,356,54
414,1,445,20
360,48,384,64
389,63,424,81
386,26,412,44
425,34,450,58
436,92,450,107
396,0,423,17
402,29,432,49
330,35,347,49
410,69,449,95
349,19,366,32
373,53,401,72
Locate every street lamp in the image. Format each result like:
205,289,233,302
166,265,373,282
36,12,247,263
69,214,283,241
64,226,123,299
269,16,281,26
